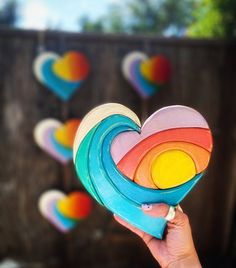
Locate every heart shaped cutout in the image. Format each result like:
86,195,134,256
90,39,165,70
38,190,92,232
33,51,90,101
122,51,171,99
73,103,213,239
34,119,80,164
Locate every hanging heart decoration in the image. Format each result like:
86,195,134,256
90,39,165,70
33,51,90,101
73,103,213,238
34,118,80,164
122,51,171,99
38,190,92,232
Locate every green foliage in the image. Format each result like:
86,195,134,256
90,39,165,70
127,0,196,34
80,5,126,33
216,0,236,37
79,16,105,33
188,0,236,38
79,0,196,36
0,0,18,27
105,5,126,33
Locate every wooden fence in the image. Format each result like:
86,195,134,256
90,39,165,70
0,28,235,267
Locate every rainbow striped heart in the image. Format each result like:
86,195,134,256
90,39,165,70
33,51,90,101
38,190,92,232
122,51,171,99
73,103,213,238
34,118,80,164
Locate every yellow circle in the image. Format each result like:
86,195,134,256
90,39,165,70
151,149,196,189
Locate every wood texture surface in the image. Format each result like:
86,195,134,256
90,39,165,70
0,28,235,267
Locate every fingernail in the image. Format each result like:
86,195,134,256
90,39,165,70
141,204,152,211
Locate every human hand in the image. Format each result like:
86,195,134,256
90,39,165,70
114,204,201,268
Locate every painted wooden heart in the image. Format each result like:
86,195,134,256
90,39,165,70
33,51,90,101
38,190,92,232
57,191,92,219
122,51,171,99
34,119,80,164
73,103,213,239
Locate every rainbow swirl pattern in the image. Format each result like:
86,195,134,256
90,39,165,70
34,119,80,164
122,51,171,99
38,190,92,232
73,103,213,238
33,51,90,101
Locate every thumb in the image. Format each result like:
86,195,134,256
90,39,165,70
141,203,189,226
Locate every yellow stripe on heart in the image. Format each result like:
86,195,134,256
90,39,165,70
140,59,153,82
54,120,80,148
52,52,89,82
55,127,70,148
53,56,74,81
151,150,196,189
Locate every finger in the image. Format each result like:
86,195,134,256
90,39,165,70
141,203,169,217
113,214,144,238
142,203,189,227
169,208,189,226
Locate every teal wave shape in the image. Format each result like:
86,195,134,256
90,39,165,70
74,114,203,239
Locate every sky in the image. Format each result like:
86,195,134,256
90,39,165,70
14,0,120,31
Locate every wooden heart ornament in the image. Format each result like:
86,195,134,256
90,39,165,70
57,191,92,219
34,119,80,164
33,51,90,101
122,51,171,99
73,103,213,239
38,190,92,232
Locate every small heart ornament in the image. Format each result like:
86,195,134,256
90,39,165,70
38,190,92,232
73,103,213,239
57,192,92,219
122,51,171,99
34,119,80,164
33,51,90,101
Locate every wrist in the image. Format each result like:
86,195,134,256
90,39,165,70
167,253,201,268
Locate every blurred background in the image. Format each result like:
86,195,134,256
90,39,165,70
0,0,236,267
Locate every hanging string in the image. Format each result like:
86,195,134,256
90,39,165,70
59,32,70,190
57,31,73,263
141,39,151,123
57,32,72,208
59,32,69,121
37,30,45,54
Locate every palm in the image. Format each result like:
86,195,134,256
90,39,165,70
114,211,198,268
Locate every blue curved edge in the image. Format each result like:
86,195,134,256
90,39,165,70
131,60,159,98
49,131,73,160
41,59,82,101
52,202,77,230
